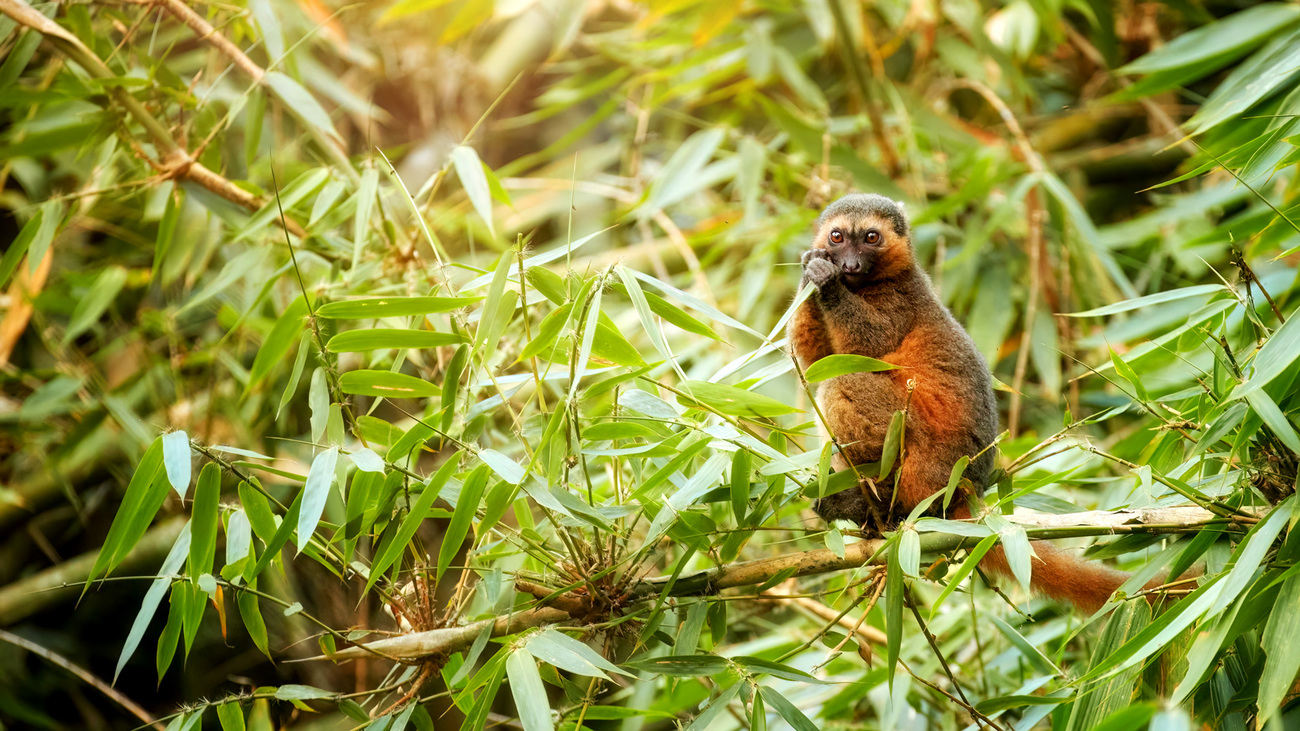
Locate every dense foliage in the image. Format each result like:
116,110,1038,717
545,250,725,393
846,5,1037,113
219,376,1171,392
2,0,1299,729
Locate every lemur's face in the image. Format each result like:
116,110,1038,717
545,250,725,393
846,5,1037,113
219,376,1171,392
812,212,905,287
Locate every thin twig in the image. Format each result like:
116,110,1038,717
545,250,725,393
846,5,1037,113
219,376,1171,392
0,629,166,731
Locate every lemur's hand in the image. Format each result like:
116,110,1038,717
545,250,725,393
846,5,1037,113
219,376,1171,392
801,248,838,288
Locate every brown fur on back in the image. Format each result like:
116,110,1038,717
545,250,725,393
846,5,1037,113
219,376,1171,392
790,193,1156,613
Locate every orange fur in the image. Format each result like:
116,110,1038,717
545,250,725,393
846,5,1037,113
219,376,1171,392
792,194,1158,613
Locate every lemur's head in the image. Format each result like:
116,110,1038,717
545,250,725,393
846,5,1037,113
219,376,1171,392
811,194,912,286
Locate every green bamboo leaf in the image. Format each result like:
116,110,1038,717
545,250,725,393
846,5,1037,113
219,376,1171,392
216,703,246,731
506,649,553,731
0,208,42,289
238,585,270,658
161,430,192,500
246,489,303,581
899,527,920,577
730,448,751,523
156,584,184,682
615,266,683,377
237,168,329,242
188,464,221,579
440,345,468,431
340,370,441,398
610,282,721,340
675,381,799,419
366,456,458,595
225,509,251,565
804,354,900,382
988,614,1061,677
478,449,525,485
353,166,379,266
930,534,999,620
437,464,490,581
758,687,819,731
475,253,515,351
524,628,630,679
1235,311,1300,400
309,178,345,226
1258,572,1300,722
569,280,603,395
519,303,574,362
1109,347,1149,403
627,269,762,339
386,421,435,463
1065,599,1151,731
462,229,607,291
1188,26,1300,133
642,128,725,213
178,248,269,315
115,520,191,683
327,328,466,353
886,537,903,685
1065,284,1223,317
264,72,342,145
348,448,385,473
584,422,659,441
942,455,969,510
451,146,495,238
460,655,506,730
878,410,905,478
733,656,822,683
273,684,334,701
248,296,309,391
1121,4,1300,73
308,367,329,444
623,655,729,677
316,296,481,319
589,316,647,367
63,265,128,343
276,330,312,421
296,447,339,554
1245,390,1300,454
89,437,169,587
683,683,741,730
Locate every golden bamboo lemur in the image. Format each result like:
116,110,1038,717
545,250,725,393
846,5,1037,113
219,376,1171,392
789,194,1144,614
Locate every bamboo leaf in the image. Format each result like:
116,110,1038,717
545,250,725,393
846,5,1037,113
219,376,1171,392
437,464,490,581
296,446,339,554
64,265,128,343
340,370,441,398
804,354,900,382
316,296,481,319
328,329,467,353
162,430,192,500
524,628,630,679
366,456,459,595
451,146,495,238
506,649,553,731
675,381,799,419
188,464,221,579
116,521,191,683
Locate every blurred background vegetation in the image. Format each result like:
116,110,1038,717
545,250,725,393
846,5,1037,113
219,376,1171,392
1,0,1299,729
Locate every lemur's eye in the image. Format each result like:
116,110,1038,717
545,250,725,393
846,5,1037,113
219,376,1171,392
865,229,881,244
829,230,844,245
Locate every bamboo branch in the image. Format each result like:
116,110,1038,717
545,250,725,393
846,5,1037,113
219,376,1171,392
0,0,308,237
314,506,1248,662
320,607,572,662
118,0,356,177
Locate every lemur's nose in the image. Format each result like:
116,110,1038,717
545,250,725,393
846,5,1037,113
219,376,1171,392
842,261,861,273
